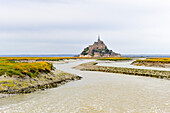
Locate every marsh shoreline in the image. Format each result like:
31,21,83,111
74,62,170,80
0,70,82,98
1,58,170,99
0,60,82,98
132,61,170,68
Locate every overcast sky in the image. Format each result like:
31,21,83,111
0,0,170,55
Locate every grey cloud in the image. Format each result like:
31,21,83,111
0,0,170,55
0,23,125,32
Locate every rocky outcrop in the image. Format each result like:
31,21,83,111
79,36,121,58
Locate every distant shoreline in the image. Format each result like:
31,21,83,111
0,54,170,58
0,54,77,57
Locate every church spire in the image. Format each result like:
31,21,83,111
98,34,100,41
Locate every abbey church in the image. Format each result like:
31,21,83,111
79,36,121,57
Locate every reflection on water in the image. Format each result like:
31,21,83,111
0,60,169,113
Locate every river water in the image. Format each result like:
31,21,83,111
0,60,169,113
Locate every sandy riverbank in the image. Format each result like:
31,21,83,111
0,69,82,98
0,59,82,98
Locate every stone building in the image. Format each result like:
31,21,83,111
79,36,121,58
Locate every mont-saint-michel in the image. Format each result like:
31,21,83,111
0,0,170,112
0,38,170,112
79,36,121,57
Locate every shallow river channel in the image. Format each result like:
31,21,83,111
0,60,169,113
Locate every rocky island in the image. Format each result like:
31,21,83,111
79,36,121,58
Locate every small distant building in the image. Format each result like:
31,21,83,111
79,35,121,58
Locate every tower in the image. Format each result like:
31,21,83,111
98,35,100,42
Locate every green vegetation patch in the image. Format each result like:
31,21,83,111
81,47,89,55
132,58,170,64
98,57,132,61
0,61,54,78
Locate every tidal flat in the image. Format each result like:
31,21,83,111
0,59,169,112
